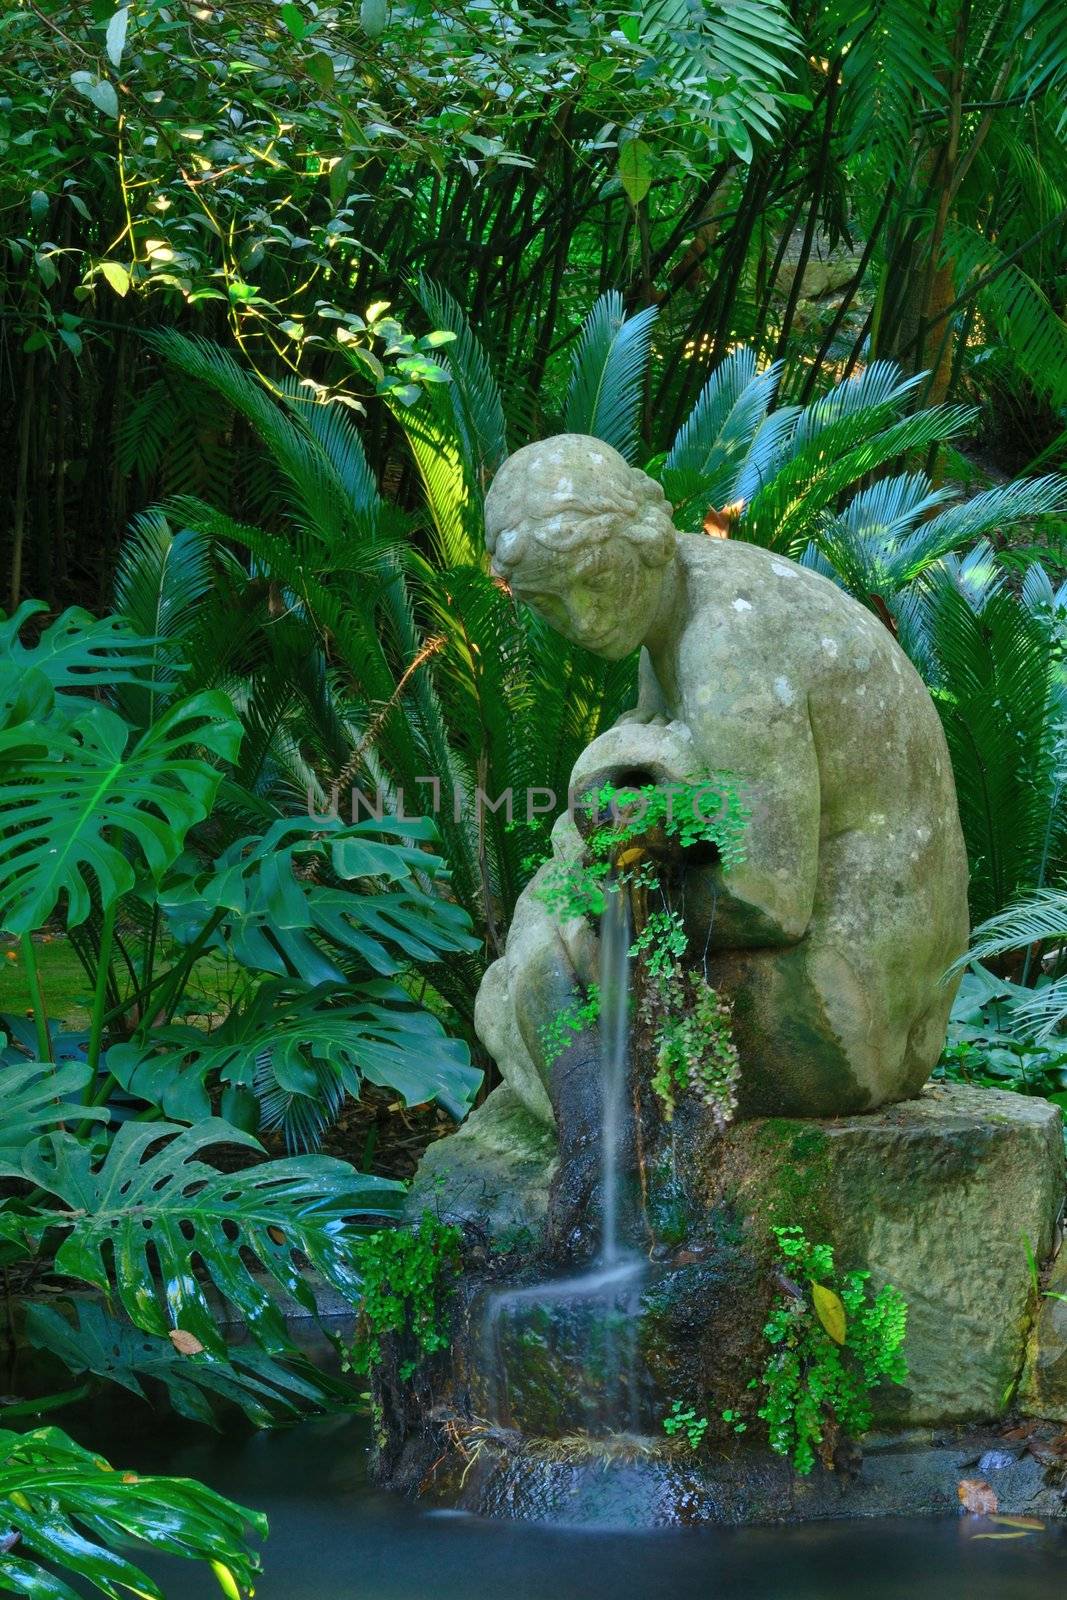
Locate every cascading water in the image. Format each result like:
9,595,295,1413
481,883,649,1436
597,882,630,1265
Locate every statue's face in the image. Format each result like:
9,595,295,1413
485,434,673,660
500,544,662,660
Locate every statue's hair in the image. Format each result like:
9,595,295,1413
485,438,676,581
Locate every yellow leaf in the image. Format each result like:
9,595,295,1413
99,261,130,297
812,1282,847,1344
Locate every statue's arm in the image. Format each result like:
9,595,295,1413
614,648,668,727
692,708,821,948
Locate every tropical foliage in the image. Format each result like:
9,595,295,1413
0,1425,265,1598
4,0,1064,605
0,0,1066,1583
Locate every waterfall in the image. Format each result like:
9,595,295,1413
479,878,648,1437
597,883,631,1266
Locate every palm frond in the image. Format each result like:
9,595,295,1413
279,379,383,527
150,330,369,546
390,384,482,566
564,291,658,462
741,403,977,551
912,559,1066,921
945,222,1067,409
662,348,782,526
417,274,509,480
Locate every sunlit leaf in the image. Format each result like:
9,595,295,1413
812,1282,847,1344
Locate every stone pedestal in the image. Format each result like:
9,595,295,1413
411,1083,1064,1430
715,1083,1064,1424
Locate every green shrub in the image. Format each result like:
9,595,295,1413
345,1212,463,1380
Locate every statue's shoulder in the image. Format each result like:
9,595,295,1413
676,533,818,611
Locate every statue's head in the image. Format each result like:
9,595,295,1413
485,434,677,659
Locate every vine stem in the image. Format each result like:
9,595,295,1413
19,934,52,1063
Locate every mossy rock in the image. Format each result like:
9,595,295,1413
407,1085,556,1245
713,1084,1064,1424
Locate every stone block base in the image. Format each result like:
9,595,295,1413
716,1083,1064,1424
407,1085,556,1246
409,1082,1065,1429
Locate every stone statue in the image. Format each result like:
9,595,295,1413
477,433,970,1121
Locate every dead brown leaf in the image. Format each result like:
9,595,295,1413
168,1329,205,1356
958,1478,998,1515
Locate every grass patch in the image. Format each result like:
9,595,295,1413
2,935,94,1030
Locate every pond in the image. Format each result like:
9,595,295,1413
81,1402,1067,1600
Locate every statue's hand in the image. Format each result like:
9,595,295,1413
614,707,668,728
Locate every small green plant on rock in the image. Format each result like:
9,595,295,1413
651,970,740,1125
753,1226,908,1475
662,1399,709,1451
536,778,748,1126
539,985,601,1067
344,1212,462,1381
537,778,749,924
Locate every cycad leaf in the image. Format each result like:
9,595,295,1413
663,348,782,524
416,275,508,480
390,383,482,566
150,330,365,547
564,292,657,461
914,562,1063,921
944,222,1067,408
959,888,1067,968
3,1121,403,1353
279,380,383,527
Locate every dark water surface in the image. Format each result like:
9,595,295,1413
83,1405,1067,1600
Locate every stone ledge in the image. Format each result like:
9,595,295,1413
717,1083,1065,1424
407,1084,557,1244
413,1423,1067,1526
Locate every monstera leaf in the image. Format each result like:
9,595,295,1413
161,814,478,984
0,1061,108,1161
107,979,481,1147
0,1424,264,1598
0,1121,402,1354
0,690,241,932
24,1301,349,1429
0,601,162,693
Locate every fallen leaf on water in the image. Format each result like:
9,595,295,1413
168,1329,205,1356
812,1282,847,1345
958,1478,998,1515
